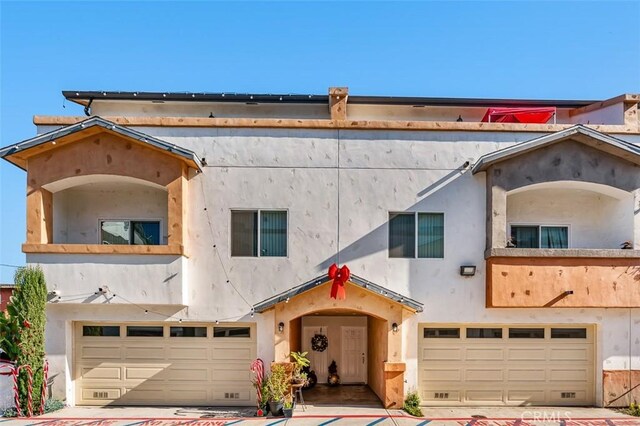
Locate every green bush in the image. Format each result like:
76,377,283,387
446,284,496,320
265,364,289,402
628,402,640,416
43,398,65,413
404,390,424,417
0,266,48,415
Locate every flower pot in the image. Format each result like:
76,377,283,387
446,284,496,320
283,408,294,418
268,400,284,416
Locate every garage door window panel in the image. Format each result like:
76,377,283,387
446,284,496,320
170,326,207,337
551,328,587,339
127,326,164,337
467,327,503,338
83,325,120,337
509,328,545,339
424,328,460,338
214,326,251,338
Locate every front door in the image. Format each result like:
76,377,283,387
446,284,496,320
341,326,367,384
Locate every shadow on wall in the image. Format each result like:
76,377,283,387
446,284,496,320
316,165,479,272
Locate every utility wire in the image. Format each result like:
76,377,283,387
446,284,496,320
198,176,254,310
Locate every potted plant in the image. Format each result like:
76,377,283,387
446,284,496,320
265,364,289,416
253,380,269,416
282,400,294,418
290,351,310,385
327,360,340,386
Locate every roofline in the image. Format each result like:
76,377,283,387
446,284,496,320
0,116,203,171
471,124,640,174
253,273,424,313
63,90,600,109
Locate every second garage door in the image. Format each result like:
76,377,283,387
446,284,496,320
74,322,256,406
418,324,595,406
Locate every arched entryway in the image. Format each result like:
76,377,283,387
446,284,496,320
254,275,422,408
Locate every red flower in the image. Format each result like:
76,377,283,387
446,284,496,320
23,320,31,329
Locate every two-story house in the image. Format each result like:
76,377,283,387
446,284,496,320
1,88,639,409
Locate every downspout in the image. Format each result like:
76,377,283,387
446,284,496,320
83,98,93,116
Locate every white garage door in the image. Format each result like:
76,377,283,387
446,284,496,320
418,324,595,406
74,322,256,406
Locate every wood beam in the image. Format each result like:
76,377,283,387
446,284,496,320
328,87,349,120
32,115,640,134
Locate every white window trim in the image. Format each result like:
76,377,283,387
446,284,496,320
508,222,572,248
98,218,164,245
230,208,289,258
388,211,445,259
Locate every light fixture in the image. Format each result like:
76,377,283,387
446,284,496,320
459,265,477,277
456,115,463,122
392,323,399,333
278,322,285,333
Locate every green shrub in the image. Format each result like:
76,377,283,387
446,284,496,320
265,364,289,402
43,398,65,413
628,402,640,416
404,390,423,417
0,266,48,415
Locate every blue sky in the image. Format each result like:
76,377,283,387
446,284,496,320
1,1,639,282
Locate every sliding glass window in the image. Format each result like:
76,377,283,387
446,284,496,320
389,212,444,258
231,210,287,257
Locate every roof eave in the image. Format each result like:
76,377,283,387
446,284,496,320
253,273,424,314
471,125,640,174
0,116,203,171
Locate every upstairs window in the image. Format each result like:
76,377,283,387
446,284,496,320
510,225,568,249
231,210,287,257
389,212,444,258
100,220,161,245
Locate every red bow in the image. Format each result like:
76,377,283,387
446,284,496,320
328,263,350,300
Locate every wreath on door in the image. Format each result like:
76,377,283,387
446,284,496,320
311,334,328,352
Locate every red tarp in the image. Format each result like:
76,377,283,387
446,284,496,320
481,107,556,124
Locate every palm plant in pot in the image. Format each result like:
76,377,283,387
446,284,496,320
290,351,310,385
265,364,289,416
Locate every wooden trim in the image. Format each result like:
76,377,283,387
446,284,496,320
569,94,639,117
383,362,406,372
33,115,640,134
22,243,184,255
329,87,349,121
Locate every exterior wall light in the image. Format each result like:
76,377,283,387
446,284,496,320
460,265,476,276
278,322,285,333
392,323,399,333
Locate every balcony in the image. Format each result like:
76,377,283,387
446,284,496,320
487,249,640,308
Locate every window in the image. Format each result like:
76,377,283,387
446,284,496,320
510,225,568,249
231,210,287,257
389,212,444,258
424,328,460,338
101,220,161,245
509,328,545,339
467,328,502,338
126,326,164,337
170,326,207,337
551,328,587,339
83,326,120,337
213,326,251,338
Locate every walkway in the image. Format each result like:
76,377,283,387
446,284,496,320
2,405,639,425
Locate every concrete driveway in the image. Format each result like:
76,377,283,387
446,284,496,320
2,405,638,426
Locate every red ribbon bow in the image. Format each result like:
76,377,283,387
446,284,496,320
328,263,350,300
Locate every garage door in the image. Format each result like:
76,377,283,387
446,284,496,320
74,322,256,406
418,324,595,406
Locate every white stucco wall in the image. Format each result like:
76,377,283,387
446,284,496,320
52,182,168,245
507,187,633,249
0,364,13,412
31,125,640,407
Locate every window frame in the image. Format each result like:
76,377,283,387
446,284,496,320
508,223,571,249
388,211,445,259
98,218,164,245
230,209,289,258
